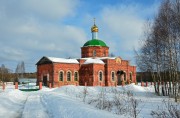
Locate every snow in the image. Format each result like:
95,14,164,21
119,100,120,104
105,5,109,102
0,86,27,118
46,56,120,65
0,84,177,118
22,94,49,118
84,58,105,64
79,57,116,60
47,57,79,64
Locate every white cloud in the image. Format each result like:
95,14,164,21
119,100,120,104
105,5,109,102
0,46,27,61
0,20,87,59
0,0,160,71
86,2,159,64
22,0,79,19
100,4,145,52
0,0,79,20
0,0,85,66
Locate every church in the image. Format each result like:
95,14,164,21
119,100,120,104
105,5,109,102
36,21,136,87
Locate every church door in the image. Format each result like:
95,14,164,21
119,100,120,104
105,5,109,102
117,75,121,85
117,70,124,86
43,76,47,86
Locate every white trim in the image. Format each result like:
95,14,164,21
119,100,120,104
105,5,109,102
47,73,49,81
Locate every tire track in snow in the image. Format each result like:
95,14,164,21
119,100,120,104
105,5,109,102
21,94,49,118
15,95,29,118
40,94,54,118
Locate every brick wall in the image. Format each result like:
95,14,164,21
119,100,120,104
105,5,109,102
79,63,105,86
37,64,53,85
37,58,136,88
103,59,136,86
53,63,80,87
81,46,109,58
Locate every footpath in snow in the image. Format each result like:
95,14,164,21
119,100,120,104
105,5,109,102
0,84,176,118
22,94,49,118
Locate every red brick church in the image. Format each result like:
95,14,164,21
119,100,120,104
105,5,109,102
36,21,136,87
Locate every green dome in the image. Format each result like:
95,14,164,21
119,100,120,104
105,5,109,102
83,39,107,47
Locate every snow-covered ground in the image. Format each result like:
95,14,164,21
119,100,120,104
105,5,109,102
0,84,177,118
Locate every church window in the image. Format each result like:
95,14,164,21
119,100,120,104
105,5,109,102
59,71,64,81
93,50,96,57
111,71,115,81
74,72,78,81
124,72,126,81
104,50,106,56
99,71,103,81
130,72,132,81
67,71,71,81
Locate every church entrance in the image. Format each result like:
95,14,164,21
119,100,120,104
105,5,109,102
117,70,125,86
117,75,121,85
43,76,47,86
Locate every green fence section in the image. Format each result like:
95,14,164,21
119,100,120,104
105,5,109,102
19,89,39,92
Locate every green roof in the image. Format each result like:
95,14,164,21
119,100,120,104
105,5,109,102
83,39,107,47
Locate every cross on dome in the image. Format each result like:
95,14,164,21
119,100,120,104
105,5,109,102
91,18,98,33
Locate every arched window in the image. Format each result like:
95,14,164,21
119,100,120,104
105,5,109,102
104,50,106,56
111,71,115,81
59,71,64,81
93,50,96,57
99,71,103,81
130,72,132,81
124,72,126,81
74,72,78,81
67,71,71,81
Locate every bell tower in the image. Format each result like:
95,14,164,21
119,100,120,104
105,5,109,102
81,19,109,58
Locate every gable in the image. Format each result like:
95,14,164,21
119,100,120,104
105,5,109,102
36,57,53,65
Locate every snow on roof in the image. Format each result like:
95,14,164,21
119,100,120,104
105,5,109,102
47,57,79,64
79,57,116,60
98,57,116,60
83,58,105,64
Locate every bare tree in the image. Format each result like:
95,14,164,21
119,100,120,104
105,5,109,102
109,53,115,57
16,61,25,78
135,0,180,101
0,64,10,82
83,86,88,103
151,99,180,118
1,64,5,82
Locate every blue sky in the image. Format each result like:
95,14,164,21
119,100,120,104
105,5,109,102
0,0,161,72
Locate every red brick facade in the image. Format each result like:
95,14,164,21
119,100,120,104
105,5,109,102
36,55,136,87
37,62,80,87
81,46,109,58
36,24,136,87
